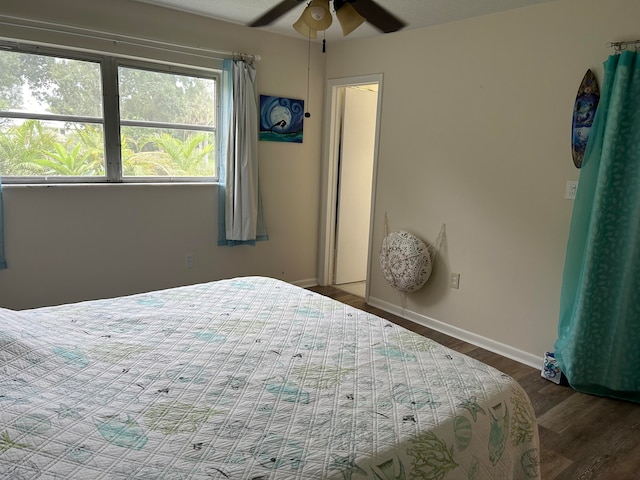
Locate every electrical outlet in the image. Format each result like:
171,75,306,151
450,273,460,289
185,254,194,269
565,180,578,200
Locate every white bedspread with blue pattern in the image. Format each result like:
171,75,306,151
0,276,540,479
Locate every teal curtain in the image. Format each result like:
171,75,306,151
555,50,640,402
0,173,5,270
217,58,268,246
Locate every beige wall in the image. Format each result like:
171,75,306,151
0,0,325,309
325,0,639,365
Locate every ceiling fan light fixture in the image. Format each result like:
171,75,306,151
293,15,318,38
335,3,365,36
300,0,332,31
308,5,326,21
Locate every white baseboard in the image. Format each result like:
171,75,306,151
367,295,542,370
292,278,319,289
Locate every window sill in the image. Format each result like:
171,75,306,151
1,181,219,189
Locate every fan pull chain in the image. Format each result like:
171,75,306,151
305,31,311,118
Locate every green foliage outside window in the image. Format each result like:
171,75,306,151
0,49,216,180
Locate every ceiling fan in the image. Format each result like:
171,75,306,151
249,0,406,38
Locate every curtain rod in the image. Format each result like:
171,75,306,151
607,40,640,53
0,14,260,63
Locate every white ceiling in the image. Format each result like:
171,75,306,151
131,0,555,43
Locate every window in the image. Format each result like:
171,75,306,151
0,43,218,183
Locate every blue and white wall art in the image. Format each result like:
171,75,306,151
259,95,304,143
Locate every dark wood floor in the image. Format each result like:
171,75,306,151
309,285,640,480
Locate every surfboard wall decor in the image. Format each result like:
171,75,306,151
571,69,600,168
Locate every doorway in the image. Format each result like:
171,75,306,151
318,74,383,301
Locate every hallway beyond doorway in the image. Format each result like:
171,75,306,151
333,281,365,298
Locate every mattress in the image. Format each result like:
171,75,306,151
0,276,540,479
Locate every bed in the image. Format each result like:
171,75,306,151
0,276,540,479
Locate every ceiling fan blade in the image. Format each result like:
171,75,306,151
348,0,406,33
249,0,304,27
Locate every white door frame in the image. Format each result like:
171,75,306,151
318,73,383,301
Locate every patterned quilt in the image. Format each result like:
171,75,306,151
0,276,540,479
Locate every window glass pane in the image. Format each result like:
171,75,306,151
118,67,215,126
0,51,102,117
0,47,218,182
0,119,105,176
122,126,214,177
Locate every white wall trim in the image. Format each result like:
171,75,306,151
292,278,319,289
367,295,542,370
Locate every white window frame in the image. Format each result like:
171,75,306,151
0,42,220,184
